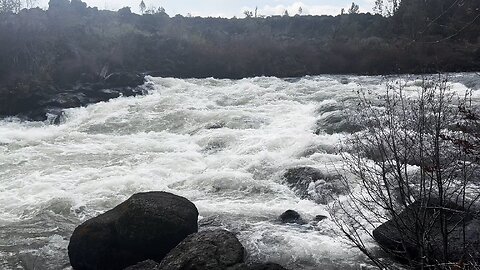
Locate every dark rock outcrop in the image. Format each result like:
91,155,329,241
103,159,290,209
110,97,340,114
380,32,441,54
373,199,480,265
279,210,306,225
104,72,145,88
283,167,346,204
0,73,145,122
68,192,198,270
123,260,159,270
158,230,244,270
313,215,328,222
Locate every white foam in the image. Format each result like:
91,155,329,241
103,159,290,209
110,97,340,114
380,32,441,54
0,74,477,269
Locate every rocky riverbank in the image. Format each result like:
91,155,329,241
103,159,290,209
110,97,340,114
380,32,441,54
0,72,146,122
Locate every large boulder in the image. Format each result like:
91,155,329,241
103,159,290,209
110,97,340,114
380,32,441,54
283,167,346,204
158,230,244,270
373,199,480,265
124,232,288,270
68,192,199,270
279,210,306,225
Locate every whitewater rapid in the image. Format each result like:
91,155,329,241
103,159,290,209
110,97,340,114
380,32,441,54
0,75,477,269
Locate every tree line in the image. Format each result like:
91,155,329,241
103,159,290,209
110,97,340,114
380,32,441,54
0,0,478,95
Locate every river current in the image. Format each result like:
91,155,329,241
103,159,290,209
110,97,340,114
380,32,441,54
0,74,478,269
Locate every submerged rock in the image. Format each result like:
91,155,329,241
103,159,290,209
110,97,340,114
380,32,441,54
373,199,480,265
314,110,363,135
339,78,350,85
283,167,346,204
279,210,306,225
68,192,198,270
158,230,244,270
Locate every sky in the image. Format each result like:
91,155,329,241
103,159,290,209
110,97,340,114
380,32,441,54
36,0,376,17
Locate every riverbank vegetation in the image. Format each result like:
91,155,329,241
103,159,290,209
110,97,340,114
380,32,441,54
1,0,479,119
1,0,479,86
333,75,480,269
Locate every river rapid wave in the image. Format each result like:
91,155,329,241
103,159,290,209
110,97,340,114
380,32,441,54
0,74,478,269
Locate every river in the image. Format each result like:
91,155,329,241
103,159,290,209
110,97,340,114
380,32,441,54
0,74,478,269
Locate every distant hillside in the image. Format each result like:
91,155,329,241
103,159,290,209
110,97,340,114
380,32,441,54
0,0,479,118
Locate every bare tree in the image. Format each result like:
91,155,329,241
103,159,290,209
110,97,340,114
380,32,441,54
243,10,253,18
331,75,480,269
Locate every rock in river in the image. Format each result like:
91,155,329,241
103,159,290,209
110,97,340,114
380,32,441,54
279,210,306,225
283,167,346,204
373,199,480,265
68,191,198,270
158,230,244,270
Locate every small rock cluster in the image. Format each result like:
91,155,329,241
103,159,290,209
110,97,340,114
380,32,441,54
68,192,288,270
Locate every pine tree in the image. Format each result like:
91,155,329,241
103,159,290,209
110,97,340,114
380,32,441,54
348,2,359,14
139,0,146,14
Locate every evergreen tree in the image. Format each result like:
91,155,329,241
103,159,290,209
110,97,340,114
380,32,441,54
348,2,359,14
139,0,146,14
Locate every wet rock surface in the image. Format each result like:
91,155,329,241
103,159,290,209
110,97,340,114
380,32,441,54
279,210,306,225
68,192,198,270
0,73,145,122
123,260,160,270
158,230,244,270
283,167,347,204
373,199,480,265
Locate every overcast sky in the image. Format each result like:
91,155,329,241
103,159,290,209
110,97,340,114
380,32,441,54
36,0,376,17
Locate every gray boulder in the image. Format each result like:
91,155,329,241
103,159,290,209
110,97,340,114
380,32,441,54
68,192,198,270
158,230,244,270
283,167,346,204
279,210,306,225
373,199,480,265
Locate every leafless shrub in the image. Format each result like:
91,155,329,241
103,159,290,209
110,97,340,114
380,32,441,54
330,75,480,269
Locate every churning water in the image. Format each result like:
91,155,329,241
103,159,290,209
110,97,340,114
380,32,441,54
0,75,478,270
